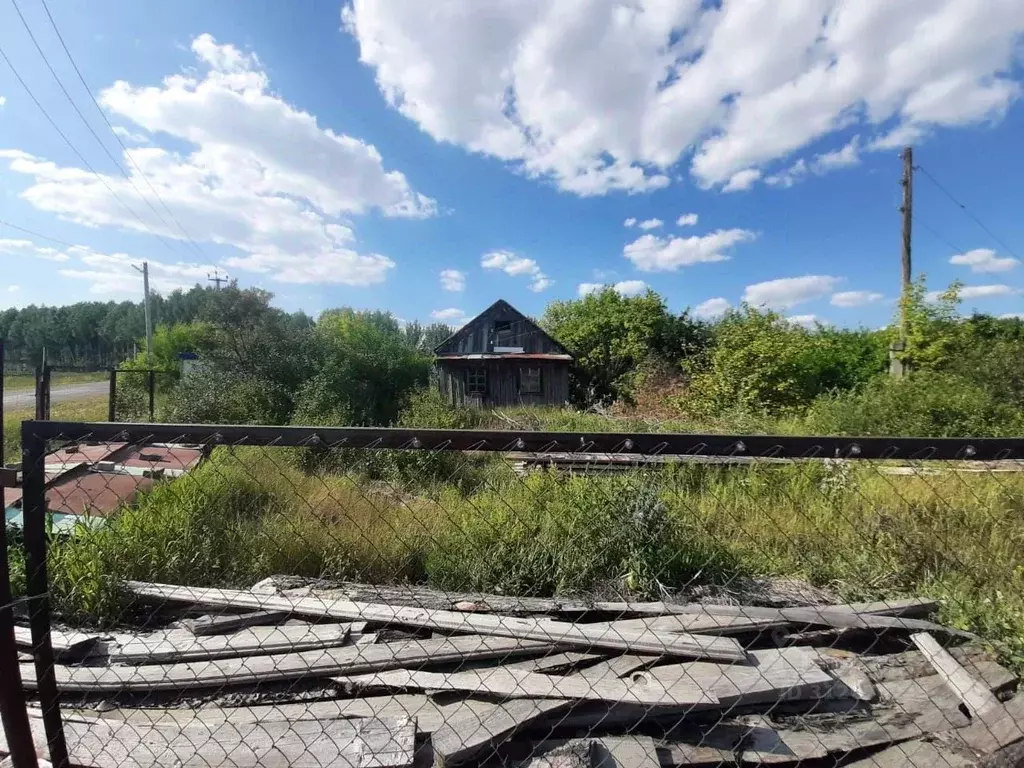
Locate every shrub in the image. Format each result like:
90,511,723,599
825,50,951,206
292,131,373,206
427,472,739,597
804,370,1024,437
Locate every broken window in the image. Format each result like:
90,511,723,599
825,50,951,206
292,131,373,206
520,366,542,395
494,320,514,346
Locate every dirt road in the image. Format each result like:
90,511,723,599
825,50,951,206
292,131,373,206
2,381,108,412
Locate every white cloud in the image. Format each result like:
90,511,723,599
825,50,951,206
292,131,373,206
111,126,149,144
8,284,19,292
638,218,663,230
743,275,843,309
959,284,1019,299
623,217,637,228
721,169,762,193
676,213,699,227
431,307,466,321
787,314,821,328
56,247,215,295
1,34,427,286
950,248,1019,273
693,297,730,319
578,279,648,298
1000,312,1024,319
481,249,552,291
831,290,884,307
0,96,6,108
0,238,72,262
624,229,755,272
814,136,861,172
440,268,466,291
344,1,1024,194
764,159,809,189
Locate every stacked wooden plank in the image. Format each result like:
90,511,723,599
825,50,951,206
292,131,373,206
5,580,1022,767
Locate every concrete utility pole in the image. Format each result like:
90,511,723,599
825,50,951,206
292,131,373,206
207,268,228,290
133,261,153,363
890,146,913,378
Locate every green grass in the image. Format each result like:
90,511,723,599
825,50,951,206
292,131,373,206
5,445,1021,674
2,396,109,461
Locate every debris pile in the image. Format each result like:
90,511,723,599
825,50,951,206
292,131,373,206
6,580,1023,767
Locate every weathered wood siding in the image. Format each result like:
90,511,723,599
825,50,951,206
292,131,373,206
437,359,569,408
435,300,569,356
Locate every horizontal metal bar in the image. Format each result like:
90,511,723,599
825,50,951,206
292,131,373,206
24,421,1023,461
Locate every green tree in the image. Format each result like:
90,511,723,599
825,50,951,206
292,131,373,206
892,276,963,371
542,288,707,406
292,309,431,426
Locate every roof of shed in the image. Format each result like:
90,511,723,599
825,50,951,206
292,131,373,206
436,353,572,361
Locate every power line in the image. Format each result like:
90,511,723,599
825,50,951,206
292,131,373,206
0,38,181,255
35,0,217,264
915,163,1021,262
914,215,967,259
8,0,212,263
0,218,79,249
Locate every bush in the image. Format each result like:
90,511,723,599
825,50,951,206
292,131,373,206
804,371,1024,437
427,472,739,597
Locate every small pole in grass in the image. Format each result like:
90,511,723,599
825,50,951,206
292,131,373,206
148,369,156,421
108,367,117,422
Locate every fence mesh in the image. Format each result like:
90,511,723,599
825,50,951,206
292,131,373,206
3,421,1023,767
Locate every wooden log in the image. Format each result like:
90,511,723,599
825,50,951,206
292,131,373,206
106,623,355,664
13,625,97,661
4,713,416,768
337,666,717,707
948,696,1024,760
430,698,572,767
592,736,659,767
19,635,551,693
126,582,747,662
189,610,291,635
911,633,1002,718
844,740,975,767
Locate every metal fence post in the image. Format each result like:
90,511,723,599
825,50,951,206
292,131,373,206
21,421,69,768
108,368,117,422
148,369,156,422
0,340,40,768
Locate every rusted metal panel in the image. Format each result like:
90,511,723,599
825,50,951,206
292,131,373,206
46,471,153,517
118,445,203,473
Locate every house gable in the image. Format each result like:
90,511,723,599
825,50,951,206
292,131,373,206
433,300,571,358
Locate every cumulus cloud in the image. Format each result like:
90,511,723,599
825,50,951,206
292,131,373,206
57,247,214,295
481,249,552,291
431,307,466,321
8,284,20,292
344,1,1023,194
743,275,843,309
638,218,663,230
1,34,428,286
831,290,884,307
440,268,466,291
959,284,1019,299
624,229,755,272
579,280,647,297
765,137,862,188
693,297,730,319
950,248,1019,273
676,213,699,227
721,169,762,193
787,314,821,328
0,238,72,262
623,217,637,228
111,126,149,144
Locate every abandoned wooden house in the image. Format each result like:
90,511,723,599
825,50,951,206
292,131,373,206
433,300,572,407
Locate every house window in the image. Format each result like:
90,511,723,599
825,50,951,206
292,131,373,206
466,367,487,395
494,320,514,346
520,366,542,395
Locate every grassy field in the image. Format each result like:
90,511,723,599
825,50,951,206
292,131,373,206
1,396,108,461
6,445,1021,670
3,370,107,393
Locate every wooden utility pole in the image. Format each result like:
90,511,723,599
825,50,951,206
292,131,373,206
133,261,153,363
890,146,913,378
208,268,228,290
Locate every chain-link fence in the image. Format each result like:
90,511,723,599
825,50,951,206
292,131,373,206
3,420,1023,767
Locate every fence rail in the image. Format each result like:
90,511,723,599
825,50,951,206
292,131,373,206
3,419,1024,767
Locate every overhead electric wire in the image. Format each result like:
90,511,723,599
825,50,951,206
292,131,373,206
0,38,181,255
34,0,216,263
915,163,1021,262
0,218,79,249
8,0,211,263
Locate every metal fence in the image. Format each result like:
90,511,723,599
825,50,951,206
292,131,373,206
3,420,1024,767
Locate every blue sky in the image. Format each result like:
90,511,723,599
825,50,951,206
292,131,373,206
1,0,1023,328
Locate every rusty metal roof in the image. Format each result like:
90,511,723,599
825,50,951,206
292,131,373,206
436,353,573,361
46,471,154,517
